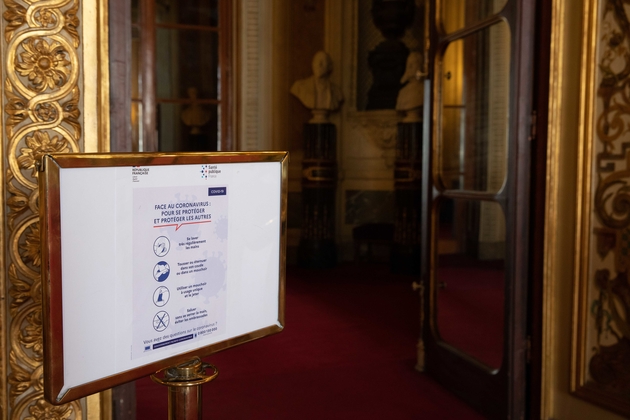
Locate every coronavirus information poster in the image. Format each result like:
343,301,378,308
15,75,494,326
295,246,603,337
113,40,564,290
40,152,287,404
132,185,228,359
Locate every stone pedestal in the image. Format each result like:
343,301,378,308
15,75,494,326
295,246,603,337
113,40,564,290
392,122,422,274
298,123,337,268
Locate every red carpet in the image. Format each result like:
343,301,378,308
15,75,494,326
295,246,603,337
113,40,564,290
437,254,504,368
135,263,484,419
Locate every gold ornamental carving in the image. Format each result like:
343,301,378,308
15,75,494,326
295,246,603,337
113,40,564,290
573,0,630,416
3,0,82,418
589,0,630,396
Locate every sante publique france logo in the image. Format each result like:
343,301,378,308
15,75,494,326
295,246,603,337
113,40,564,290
200,164,222,179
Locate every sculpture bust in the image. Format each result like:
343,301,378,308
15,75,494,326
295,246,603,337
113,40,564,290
396,52,425,123
181,87,211,134
290,51,343,123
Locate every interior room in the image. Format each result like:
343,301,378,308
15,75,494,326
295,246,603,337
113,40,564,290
127,1,515,416
1,0,630,419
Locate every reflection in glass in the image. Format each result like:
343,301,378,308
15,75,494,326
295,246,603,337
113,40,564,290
132,26,141,100
436,198,505,369
155,0,218,27
438,21,510,193
130,0,223,153
156,28,219,100
131,101,142,152
439,0,507,33
158,103,218,152
131,0,139,23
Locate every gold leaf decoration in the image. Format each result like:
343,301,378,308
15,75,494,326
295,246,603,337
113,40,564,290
64,1,80,49
8,350,33,406
3,0,26,43
16,37,72,93
20,309,43,360
25,398,72,420
61,86,81,138
19,223,40,268
5,85,27,128
17,131,69,178
33,8,57,28
34,102,59,123
3,0,83,417
6,171,29,228
8,263,31,316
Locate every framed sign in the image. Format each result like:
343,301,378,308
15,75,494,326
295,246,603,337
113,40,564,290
39,152,288,405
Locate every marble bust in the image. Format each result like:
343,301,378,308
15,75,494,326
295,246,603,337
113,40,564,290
181,87,211,134
290,51,343,123
396,52,425,122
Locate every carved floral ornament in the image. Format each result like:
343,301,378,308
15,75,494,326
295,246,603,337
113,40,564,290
16,37,72,93
1,0,82,418
25,399,73,420
18,131,70,177
351,112,398,150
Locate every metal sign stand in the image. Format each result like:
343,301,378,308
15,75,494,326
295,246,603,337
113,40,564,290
151,358,219,420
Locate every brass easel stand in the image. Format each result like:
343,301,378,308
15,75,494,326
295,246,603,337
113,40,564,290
151,357,219,420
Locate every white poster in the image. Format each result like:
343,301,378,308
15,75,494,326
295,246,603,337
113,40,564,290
131,184,229,359
53,157,284,400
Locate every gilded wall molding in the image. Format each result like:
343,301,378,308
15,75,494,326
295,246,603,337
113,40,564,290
541,0,566,415
0,0,108,418
572,0,630,416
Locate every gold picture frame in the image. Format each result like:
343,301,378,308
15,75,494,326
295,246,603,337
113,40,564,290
39,151,288,405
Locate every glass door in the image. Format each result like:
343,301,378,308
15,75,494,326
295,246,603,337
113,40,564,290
131,0,232,152
420,1,535,418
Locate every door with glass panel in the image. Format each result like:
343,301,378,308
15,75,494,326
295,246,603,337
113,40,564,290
131,0,231,152
421,1,535,418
